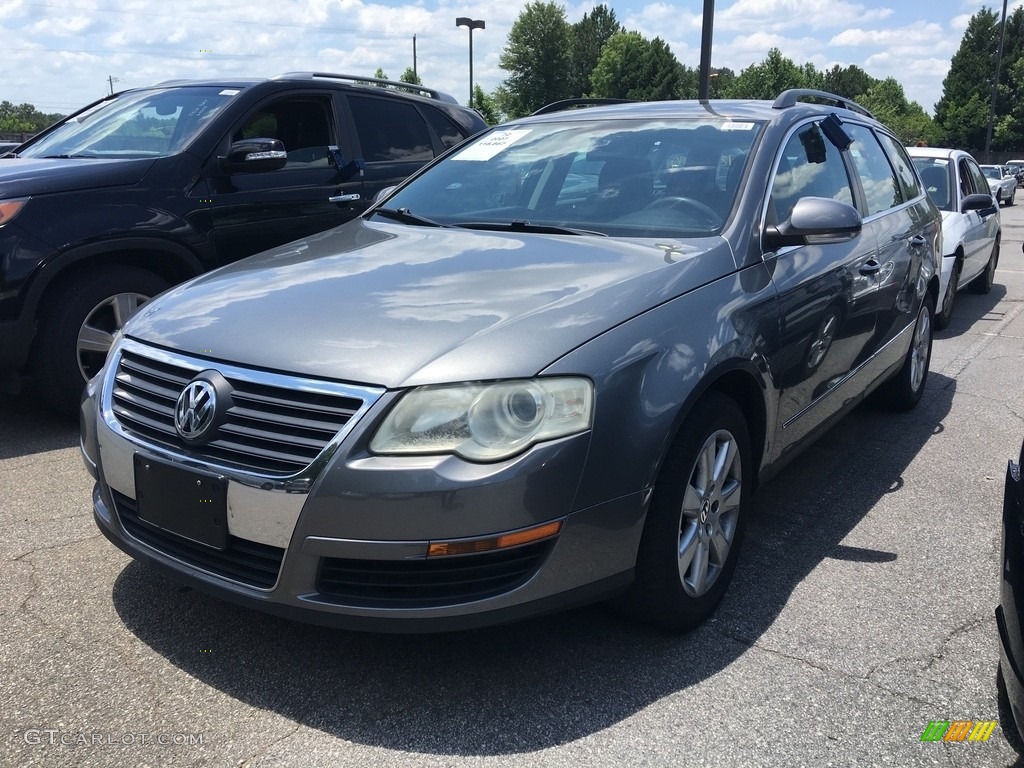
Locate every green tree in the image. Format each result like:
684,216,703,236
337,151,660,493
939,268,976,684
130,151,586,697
935,8,1000,151
858,78,939,145
590,32,682,101
722,49,818,99
373,67,389,83
0,101,64,133
497,1,572,118
568,4,621,98
399,68,421,85
472,85,501,125
821,64,877,101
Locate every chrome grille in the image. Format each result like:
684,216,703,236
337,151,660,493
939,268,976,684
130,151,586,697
109,343,376,477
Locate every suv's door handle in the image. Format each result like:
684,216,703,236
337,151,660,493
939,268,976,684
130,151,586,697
859,259,881,275
909,235,926,247
329,193,361,204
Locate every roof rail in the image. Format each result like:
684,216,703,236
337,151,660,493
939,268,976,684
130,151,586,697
273,72,458,103
531,98,633,116
772,89,874,119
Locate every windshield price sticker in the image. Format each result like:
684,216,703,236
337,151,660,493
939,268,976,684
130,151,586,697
455,129,533,161
722,122,755,131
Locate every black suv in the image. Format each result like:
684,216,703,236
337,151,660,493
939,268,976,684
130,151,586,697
0,72,486,413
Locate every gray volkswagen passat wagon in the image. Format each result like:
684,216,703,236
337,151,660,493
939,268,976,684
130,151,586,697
82,90,941,632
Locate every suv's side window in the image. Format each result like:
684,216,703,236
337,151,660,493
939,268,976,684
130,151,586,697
876,133,921,200
348,95,434,162
236,96,335,168
845,124,903,215
422,108,467,150
769,121,855,224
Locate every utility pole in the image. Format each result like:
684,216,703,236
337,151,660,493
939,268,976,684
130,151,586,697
984,0,1009,163
413,35,417,81
698,0,715,99
108,75,120,95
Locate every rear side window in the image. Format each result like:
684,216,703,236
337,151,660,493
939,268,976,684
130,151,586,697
348,96,434,162
845,124,903,215
877,133,921,200
965,159,989,198
423,108,467,150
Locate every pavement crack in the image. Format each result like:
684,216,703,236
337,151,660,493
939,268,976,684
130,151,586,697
236,719,305,768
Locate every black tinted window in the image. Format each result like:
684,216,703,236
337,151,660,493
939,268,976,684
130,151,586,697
235,96,335,168
423,108,466,150
349,96,433,162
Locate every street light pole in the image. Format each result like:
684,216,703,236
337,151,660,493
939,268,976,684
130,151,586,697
456,17,485,109
985,0,1009,163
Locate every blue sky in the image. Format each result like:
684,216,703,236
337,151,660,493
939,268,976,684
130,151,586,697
0,0,1016,116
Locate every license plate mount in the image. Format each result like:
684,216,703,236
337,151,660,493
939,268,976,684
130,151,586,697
133,454,228,551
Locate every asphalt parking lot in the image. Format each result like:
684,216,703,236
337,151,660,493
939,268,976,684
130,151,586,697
3,207,1024,768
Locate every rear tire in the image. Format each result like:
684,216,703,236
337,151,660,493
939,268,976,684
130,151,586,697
879,293,933,411
30,266,169,416
969,240,999,295
621,392,752,632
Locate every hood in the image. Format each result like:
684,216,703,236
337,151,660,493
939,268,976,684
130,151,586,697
126,219,734,388
0,157,155,197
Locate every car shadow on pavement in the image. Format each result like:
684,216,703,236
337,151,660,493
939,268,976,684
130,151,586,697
0,393,79,459
109,373,956,756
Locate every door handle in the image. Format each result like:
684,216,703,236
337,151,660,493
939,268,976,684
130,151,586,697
328,193,361,204
909,235,926,247
859,259,881,275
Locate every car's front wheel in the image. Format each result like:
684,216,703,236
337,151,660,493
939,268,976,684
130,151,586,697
623,392,751,631
935,261,959,331
31,266,170,416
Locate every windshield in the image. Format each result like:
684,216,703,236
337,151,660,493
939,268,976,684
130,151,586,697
382,117,763,237
19,86,239,159
911,157,952,211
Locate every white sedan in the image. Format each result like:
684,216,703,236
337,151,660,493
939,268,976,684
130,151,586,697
909,148,1001,329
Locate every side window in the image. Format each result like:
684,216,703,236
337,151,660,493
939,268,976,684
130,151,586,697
235,96,335,168
966,160,989,198
769,122,855,224
845,124,903,215
348,95,434,162
877,133,921,200
422,108,467,151
958,159,975,197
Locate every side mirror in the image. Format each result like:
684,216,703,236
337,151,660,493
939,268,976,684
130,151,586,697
219,138,287,173
962,192,996,213
765,196,862,249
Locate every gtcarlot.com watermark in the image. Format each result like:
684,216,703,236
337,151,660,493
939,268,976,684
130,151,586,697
23,729,203,747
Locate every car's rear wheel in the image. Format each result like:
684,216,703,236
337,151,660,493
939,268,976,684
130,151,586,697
622,392,751,631
934,261,959,330
880,293,933,411
31,266,169,416
1009,187,1016,206
969,240,999,294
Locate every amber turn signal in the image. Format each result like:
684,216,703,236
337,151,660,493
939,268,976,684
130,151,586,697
427,519,563,557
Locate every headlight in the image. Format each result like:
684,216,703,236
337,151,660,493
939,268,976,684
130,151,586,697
370,377,594,461
0,197,28,226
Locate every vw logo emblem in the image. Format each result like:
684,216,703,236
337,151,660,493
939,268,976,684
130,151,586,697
175,380,217,440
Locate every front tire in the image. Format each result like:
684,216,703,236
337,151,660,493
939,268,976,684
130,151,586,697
880,293,933,411
934,263,959,331
30,266,169,416
623,392,752,631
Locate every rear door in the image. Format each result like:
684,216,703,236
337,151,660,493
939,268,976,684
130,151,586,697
961,157,1000,282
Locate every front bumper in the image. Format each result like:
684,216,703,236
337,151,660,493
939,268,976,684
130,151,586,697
83,345,646,632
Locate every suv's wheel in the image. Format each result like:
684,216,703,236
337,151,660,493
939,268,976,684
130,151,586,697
969,240,1000,294
934,262,959,330
31,266,169,415
622,392,751,631
880,293,933,411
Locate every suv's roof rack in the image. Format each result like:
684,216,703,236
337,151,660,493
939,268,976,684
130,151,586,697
274,72,458,103
772,89,873,118
531,98,633,116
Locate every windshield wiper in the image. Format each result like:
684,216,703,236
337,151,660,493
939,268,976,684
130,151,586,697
39,154,100,159
453,220,607,237
371,207,446,227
